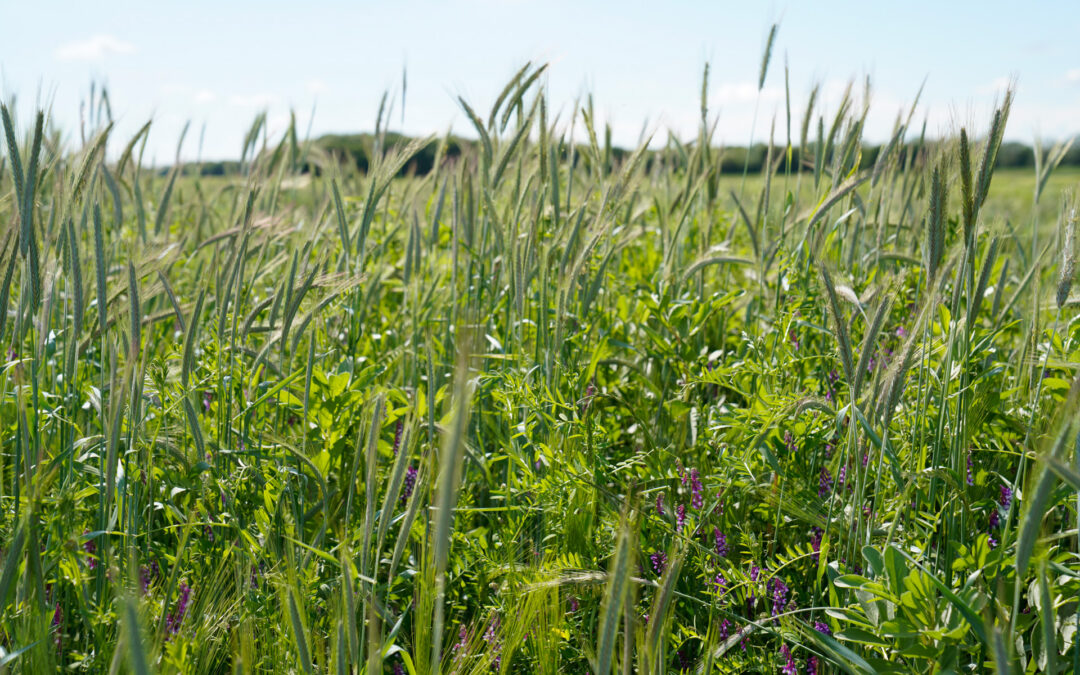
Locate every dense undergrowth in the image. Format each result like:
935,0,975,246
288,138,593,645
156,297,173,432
1,56,1079,674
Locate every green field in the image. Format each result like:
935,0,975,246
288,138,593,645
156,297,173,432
1,63,1080,674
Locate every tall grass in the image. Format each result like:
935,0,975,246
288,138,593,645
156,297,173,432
0,49,1078,675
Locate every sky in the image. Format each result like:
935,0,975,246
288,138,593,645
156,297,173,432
2,0,1079,164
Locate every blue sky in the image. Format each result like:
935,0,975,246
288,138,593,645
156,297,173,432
2,1,1078,163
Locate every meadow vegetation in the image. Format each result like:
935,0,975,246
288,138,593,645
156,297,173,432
1,49,1080,674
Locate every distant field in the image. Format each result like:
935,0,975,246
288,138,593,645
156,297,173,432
2,64,1079,674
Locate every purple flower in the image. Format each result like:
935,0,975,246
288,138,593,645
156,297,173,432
52,602,63,651
675,648,691,673
483,617,502,671
712,496,724,518
651,551,668,576
394,664,405,675
166,581,192,634
392,419,403,456
713,573,728,603
714,528,728,558
140,561,159,594
784,431,796,453
83,531,97,570
810,527,824,563
818,467,833,498
770,577,789,617
781,644,797,675
966,453,974,486
452,625,468,657
1000,485,1013,510
989,510,1000,529
719,618,731,640
568,596,579,613
808,655,821,674
814,620,831,636
202,390,213,414
837,465,847,491
656,492,665,516
690,469,703,510
401,465,417,505
676,504,686,533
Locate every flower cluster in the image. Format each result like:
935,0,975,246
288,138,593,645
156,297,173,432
690,469,703,509
780,644,797,675
392,419,403,455
769,576,790,617
818,467,833,498
140,561,159,595
401,465,418,505
165,581,192,634
713,572,727,598
810,527,824,563
483,617,503,671
83,531,97,570
651,551,668,576
713,528,728,558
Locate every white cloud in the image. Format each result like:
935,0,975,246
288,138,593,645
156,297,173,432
306,79,328,95
194,89,216,104
1066,68,1080,84
55,34,135,61
229,93,278,107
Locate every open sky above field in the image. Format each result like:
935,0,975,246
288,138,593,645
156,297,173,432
2,0,1079,163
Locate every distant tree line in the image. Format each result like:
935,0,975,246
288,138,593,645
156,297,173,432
166,134,1079,177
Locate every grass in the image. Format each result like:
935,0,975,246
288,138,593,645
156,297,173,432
0,56,1079,674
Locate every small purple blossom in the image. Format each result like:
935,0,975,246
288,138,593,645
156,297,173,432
483,617,502,671
966,452,974,486
651,551,668,576
83,531,96,570
52,603,63,651
810,527,824,563
452,625,468,657
401,465,418,505
140,561,159,594
814,620,831,636
392,419,404,456
719,618,731,640
818,467,833,498
165,581,192,634
568,596,579,613
676,503,686,533
781,644,797,675
1000,485,1013,510
714,572,727,597
656,492,665,516
770,577,790,617
690,469,703,510
714,528,728,558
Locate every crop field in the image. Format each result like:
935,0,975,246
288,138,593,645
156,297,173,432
1,57,1079,674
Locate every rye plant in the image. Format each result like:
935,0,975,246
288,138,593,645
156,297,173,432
0,48,1078,675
